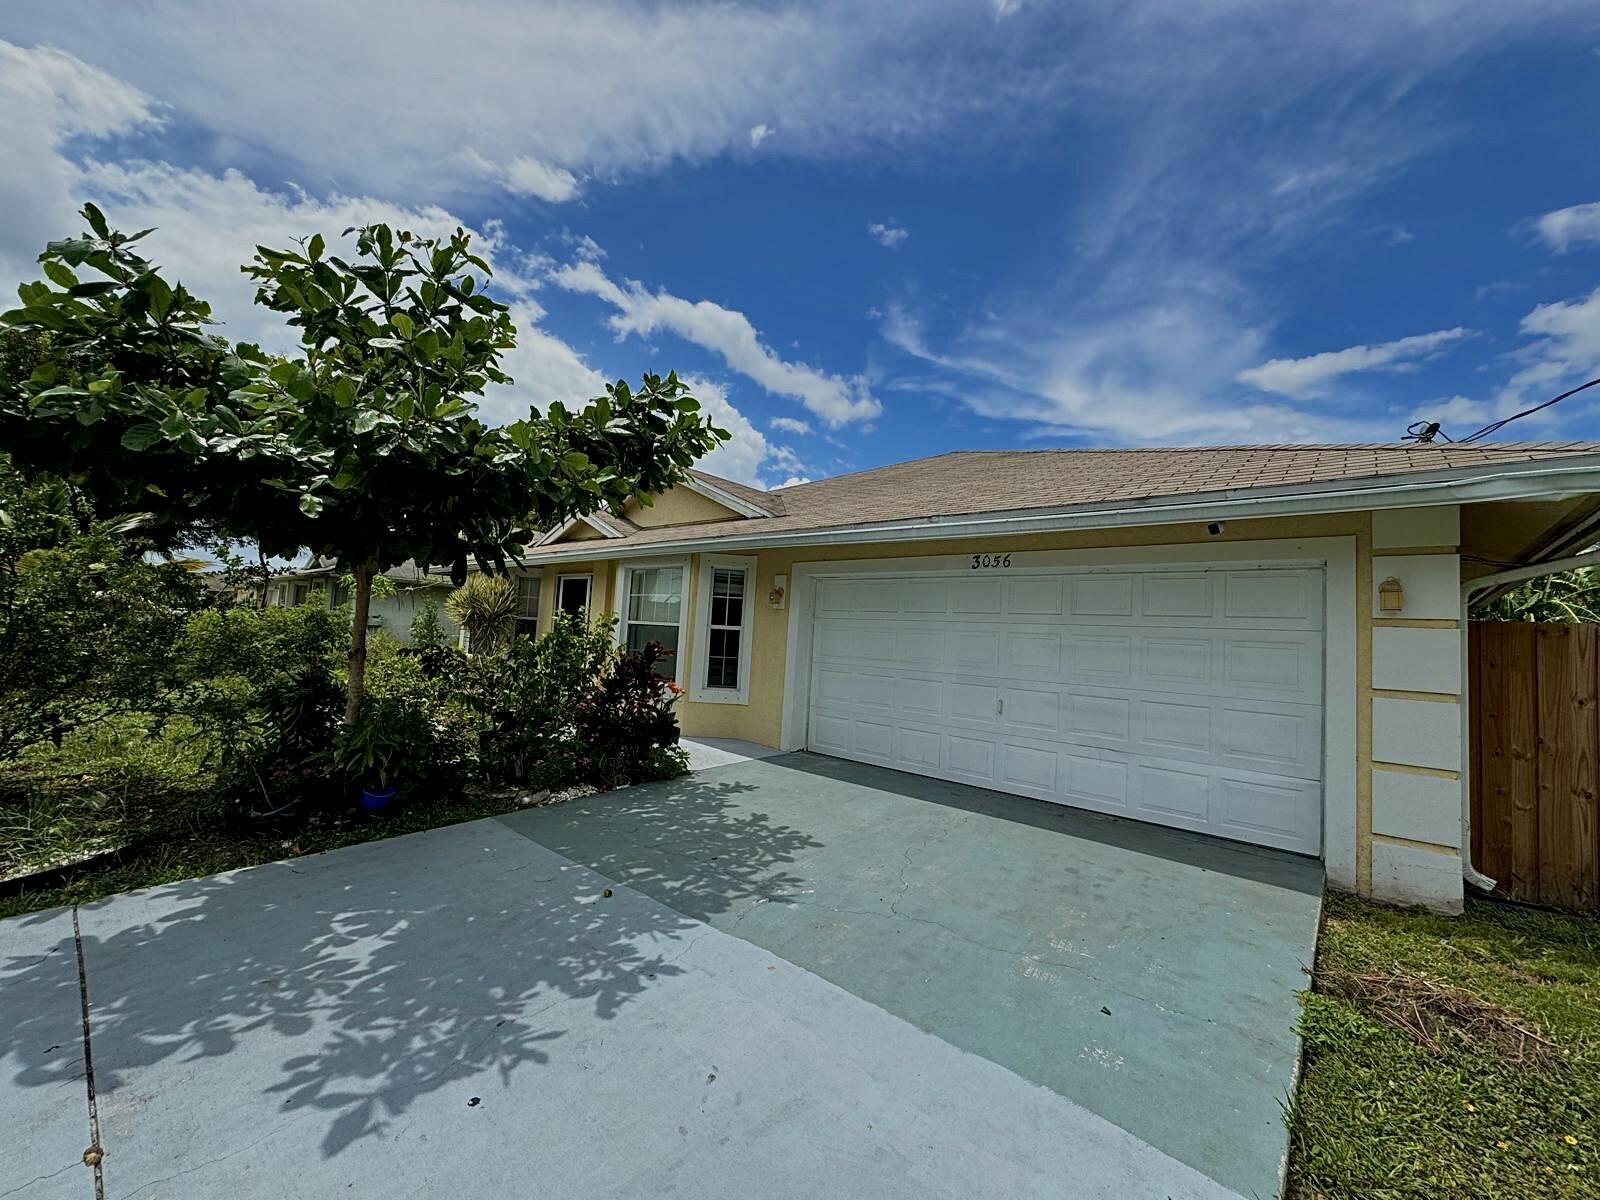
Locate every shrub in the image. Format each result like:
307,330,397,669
446,573,517,654
409,598,447,648
0,460,204,762
176,602,347,820
574,641,686,786
446,612,615,784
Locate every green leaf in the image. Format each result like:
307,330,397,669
562,451,592,474
41,260,79,289
121,423,164,451
298,493,324,517
390,312,414,339
82,202,110,238
352,410,383,434
307,233,325,261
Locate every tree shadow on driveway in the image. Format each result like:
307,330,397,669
0,774,822,1163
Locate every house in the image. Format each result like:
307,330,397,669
516,443,1600,913
265,560,460,641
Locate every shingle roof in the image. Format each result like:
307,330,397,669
533,443,1600,558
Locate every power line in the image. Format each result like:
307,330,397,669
1456,375,1600,444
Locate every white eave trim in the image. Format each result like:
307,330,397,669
538,512,628,546
683,474,772,518
516,455,1600,564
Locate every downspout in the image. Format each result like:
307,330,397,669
1459,548,1600,891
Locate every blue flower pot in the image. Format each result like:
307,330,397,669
360,784,397,813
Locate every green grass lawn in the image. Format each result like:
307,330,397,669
0,786,537,921
1289,891,1600,1199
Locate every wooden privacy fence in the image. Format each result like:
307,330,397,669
1470,622,1600,913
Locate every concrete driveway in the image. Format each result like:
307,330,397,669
3,751,1321,1200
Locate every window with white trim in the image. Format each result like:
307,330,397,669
620,563,686,680
691,555,756,704
556,573,591,618
515,572,541,637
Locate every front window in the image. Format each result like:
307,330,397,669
622,565,684,678
557,573,591,617
516,573,541,636
692,556,756,704
705,568,745,689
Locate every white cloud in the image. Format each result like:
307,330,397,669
1236,328,1471,399
0,44,610,427
501,156,582,203
1496,285,1600,413
768,416,812,435
774,475,812,488
683,377,770,486
0,41,160,284
1409,394,1493,427
867,221,908,247
1532,200,1600,253
550,256,880,427
748,123,773,148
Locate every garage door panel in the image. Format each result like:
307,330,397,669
1134,764,1212,822
1008,577,1066,615
950,681,1000,725
1069,574,1136,616
1064,753,1130,807
949,629,1001,671
1065,633,1135,681
1142,571,1214,618
1065,694,1131,742
809,565,1325,855
1004,630,1063,676
1140,699,1213,756
896,727,943,770
1001,685,1060,734
1216,776,1321,850
1000,744,1060,792
1220,705,1321,777
897,625,946,668
1222,569,1318,625
947,734,997,781
950,577,1004,614
1222,637,1320,698
895,675,944,718
1142,636,1213,685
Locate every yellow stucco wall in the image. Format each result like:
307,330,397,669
622,484,743,528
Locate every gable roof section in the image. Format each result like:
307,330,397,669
523,443,1600,560
688,470,786,517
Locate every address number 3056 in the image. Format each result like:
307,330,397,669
970,553,1013,570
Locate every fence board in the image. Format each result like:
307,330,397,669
1470,621,1600,913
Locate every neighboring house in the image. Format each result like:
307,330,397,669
516,445,1600,913
266,560,459,642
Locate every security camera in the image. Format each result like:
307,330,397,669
1206,521,1226,536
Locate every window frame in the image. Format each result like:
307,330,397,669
555,572,592,619
514,569,543,637
690,554,756,705
614,557,691,685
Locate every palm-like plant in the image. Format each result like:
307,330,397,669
445,573,518,653
1474,566,1600,623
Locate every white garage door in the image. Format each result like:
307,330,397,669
806,565,1324,855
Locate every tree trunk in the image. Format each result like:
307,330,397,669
344,562,374,725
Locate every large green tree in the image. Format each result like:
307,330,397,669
1,207,728,720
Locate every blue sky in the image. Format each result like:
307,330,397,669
3,2,1600,488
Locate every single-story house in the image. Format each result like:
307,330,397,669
265,560,462,642
514,442,1600,913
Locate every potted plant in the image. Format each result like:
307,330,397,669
335,697,428,813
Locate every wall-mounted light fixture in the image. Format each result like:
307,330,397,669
1378,576,1404,613
768,574,788,610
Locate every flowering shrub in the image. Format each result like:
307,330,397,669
573,642,685,786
